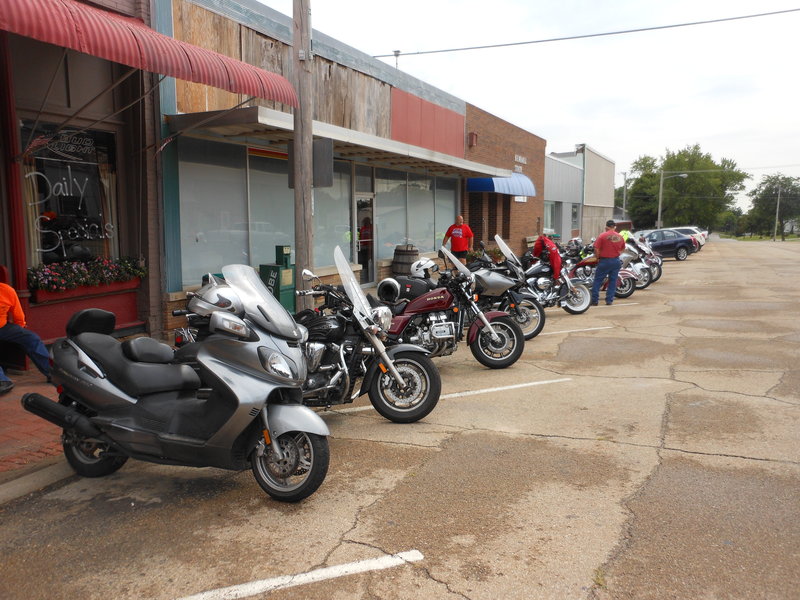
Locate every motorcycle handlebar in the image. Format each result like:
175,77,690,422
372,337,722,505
172,309,190,316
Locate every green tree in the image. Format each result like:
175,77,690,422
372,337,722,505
622,145,748,230
746,174,800,240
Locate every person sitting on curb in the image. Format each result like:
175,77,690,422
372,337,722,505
0,281,51,394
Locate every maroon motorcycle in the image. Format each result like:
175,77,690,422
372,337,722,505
380,246,525,369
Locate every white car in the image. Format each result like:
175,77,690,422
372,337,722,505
673,226,707,248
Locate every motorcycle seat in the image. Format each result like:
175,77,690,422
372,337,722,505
72,332,201,398
367,293,408,316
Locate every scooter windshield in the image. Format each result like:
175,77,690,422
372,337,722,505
221,264,303,341
333,246,372,326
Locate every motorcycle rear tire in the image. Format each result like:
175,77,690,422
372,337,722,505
469,315,525,369
614,277,636,298
561,283,591,314
251,431,329,502
502,298,545,340
369,351,441,423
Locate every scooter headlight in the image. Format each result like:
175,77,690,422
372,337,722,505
371,305,392,331
258,347,296,381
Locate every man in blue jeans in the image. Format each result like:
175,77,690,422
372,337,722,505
590,220,626,306
0,282,51,394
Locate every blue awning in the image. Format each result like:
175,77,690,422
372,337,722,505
467,172,537,196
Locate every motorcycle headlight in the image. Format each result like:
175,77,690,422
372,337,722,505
371,305,392,331
258,347,296,381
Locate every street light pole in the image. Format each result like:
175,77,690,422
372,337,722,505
656,171,688,228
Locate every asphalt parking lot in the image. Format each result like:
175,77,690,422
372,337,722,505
0,236,798,600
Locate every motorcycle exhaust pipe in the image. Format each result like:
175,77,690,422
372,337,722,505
21,393,102,438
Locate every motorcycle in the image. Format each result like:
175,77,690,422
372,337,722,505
381,245,526,369
517,238,593,314
22,265,330,502
294,246,441,423
568,248,638,299
377,242,545,341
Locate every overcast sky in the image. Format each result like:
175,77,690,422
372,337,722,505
258,0,799,210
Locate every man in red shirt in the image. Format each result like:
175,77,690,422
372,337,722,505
442,215,474,264
590,220,626,306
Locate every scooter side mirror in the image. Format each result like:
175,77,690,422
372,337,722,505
209,311,251,339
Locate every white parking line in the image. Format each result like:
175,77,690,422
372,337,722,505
177,550,424,600
440,377,572,399
540,326,613,336
323,377,571,414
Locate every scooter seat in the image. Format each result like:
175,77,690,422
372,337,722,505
73,332,201,397
122,337,175,363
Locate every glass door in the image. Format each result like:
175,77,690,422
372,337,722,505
356,195,374,284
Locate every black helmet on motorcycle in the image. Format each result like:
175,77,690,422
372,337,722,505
376,277,401,303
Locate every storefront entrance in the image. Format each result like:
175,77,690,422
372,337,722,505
356,195,374,284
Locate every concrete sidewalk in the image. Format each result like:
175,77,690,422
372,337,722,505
0,369,67,494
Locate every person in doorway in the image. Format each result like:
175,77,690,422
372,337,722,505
442,215,474,264
358,217,373,282
0,282,51,394
590,219,626,306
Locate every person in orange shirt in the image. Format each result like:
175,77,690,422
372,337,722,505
0,282,51,394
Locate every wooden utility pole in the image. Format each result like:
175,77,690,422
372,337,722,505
293,0,313,309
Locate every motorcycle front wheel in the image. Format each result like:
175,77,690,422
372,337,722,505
502,298,545,340
369,351,441,423
251,431,329,502
650,262,663,283
470,315,525,369
634,267,653,290
562,283,591,314
614,277,636,298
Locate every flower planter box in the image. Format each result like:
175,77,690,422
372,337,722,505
31,278,141,304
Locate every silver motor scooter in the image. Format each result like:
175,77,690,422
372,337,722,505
22,264,330,502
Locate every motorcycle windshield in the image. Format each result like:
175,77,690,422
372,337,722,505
494,234,523,268
333,246,372,327
439,245,474,279
221,264,302,340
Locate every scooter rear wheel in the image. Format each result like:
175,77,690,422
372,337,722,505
60,398,128,478
251,431,329,502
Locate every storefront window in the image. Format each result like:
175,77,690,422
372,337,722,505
375,168,407,261
408,174,435,253
313,160,352,266
434,178,457,249
178,138,247,287
248,151,294,266
20,121,118,266
544,201,556,234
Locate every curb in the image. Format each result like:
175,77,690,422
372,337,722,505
0,459,73,506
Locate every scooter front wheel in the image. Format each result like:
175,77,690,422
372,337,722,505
369,351,441,423
251,431,329,502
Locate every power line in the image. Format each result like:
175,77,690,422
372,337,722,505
373,8,800,59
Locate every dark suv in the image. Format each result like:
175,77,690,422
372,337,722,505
643,228,695,261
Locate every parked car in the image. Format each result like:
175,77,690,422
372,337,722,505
672,226,707,249
642,228,696,261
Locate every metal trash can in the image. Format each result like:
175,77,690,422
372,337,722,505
259,245,295,312
391,244,419,276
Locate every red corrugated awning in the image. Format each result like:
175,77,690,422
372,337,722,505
0,0,298,106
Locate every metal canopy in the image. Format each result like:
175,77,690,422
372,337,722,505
0,0,297,105
166,106,512,178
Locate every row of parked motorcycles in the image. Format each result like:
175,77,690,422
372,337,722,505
20,235,663,503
